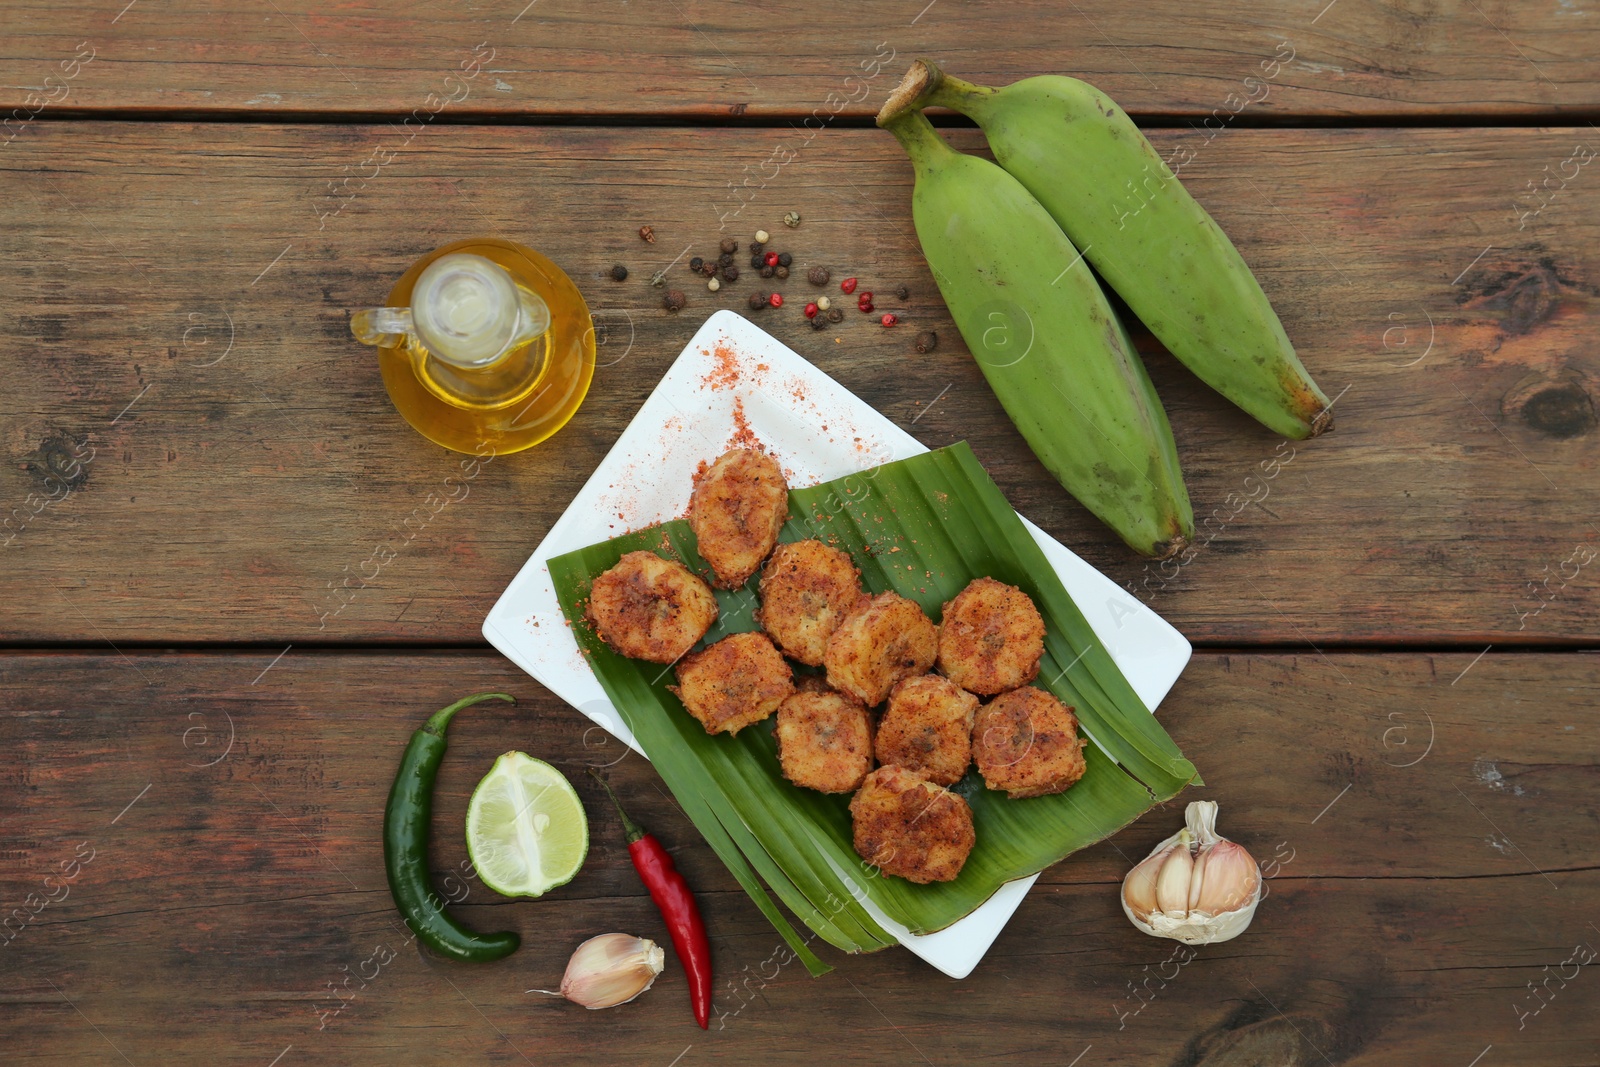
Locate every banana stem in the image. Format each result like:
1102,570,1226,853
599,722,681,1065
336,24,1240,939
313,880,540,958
878,108,959,175
876,59,993,127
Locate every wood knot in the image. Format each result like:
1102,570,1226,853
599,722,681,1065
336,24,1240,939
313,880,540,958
1502,370,1595,439
1454,254,1568,336
21,431,93,491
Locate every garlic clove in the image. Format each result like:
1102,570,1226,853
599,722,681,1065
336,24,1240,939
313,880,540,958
1121,843,1172,921
1186,842,1208,914
1193,840,1261,917
1153,831,1194,918
558,933,665,1010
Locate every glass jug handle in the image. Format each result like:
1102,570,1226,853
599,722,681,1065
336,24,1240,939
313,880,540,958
350,307,415,348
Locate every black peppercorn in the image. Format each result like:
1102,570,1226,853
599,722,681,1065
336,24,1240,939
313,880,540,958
810,314,828,331
760,264,776,278
700,261,717,277
750,253,765,269
915,330,938,353
748,292,767,310
807,266,830,286
722,265,740,283
777,252,792,268
718,252,734,268
664,290,687,312
750,241,765,256
775,265,789,280
895,285,910,300
689,256,704,272
826,307,844,323
720,237,738,255
609,264,628,282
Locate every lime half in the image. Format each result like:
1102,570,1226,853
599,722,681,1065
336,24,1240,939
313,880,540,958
466,752,589,898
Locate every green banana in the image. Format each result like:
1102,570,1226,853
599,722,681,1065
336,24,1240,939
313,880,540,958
880,109,1193,558
883,60,1333,440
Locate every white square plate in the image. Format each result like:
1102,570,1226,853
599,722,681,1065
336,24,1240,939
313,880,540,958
484,309,1191,979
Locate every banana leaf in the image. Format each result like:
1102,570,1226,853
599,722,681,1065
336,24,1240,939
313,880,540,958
547,442,1197,965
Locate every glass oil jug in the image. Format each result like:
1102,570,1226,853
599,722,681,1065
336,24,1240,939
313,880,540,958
351,238,595,455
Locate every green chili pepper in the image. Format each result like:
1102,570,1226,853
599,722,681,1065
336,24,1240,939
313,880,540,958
384,692,521,963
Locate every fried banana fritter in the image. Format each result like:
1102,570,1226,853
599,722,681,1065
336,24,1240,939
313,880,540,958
688,448,790,589
586,550,718,664
774,690,874,794
936,577,1046,696
971,686,1088,799
671,631,794,735
849,765,975,884
757,539,865,666
874,674,979,786
823,592,938,706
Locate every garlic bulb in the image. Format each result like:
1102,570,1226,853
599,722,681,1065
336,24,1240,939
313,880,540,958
547,934,664,1009
1120,801,1261,944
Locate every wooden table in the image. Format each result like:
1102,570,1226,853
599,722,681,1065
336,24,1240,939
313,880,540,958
4,3,1598,1063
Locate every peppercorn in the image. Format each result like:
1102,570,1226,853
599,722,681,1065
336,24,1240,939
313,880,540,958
880,313,898,327
810,314,828,330
639,225,656,243
748,292,767,310
708,278,721,292
754,229,770,244
808,267,830,286
750,253,765,269
750,241,765,256
914,330,938,353
700,261,717,277
760,265,776,278
769,293,783,308
895,285,909,300
722,265,740,283
690,256,704,272
610,264,628,282
840,277,858,295
784,211,801,228
664,290,686,312
859,300,875,313
804,302,819,318
816,296,831,311
826,307,844,323
718,252,734,268
857,290,874,305
720,237,739,255
777,252,792,268
775,265,789,280
764,251,779,267
650,270,667,288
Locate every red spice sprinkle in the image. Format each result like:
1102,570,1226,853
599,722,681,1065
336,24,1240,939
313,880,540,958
840,277,858,294
764,251,780,267
701,340,742,391
881,313,898,327
728,396,763,450
769,292,784,308
804,302,819,318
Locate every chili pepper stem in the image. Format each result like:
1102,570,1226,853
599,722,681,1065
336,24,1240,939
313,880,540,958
588,769,647,844
423,692,514,736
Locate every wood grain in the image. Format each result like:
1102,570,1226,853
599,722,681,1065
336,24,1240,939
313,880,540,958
3,123,1598,645
2,1,1597,120
0,650,1594,1064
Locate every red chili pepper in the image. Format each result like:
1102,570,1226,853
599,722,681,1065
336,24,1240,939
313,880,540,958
592,773,712,1029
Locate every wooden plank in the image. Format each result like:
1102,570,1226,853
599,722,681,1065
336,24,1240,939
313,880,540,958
3,123,1599,645
0,1,1597,121
0,650,1594,1063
